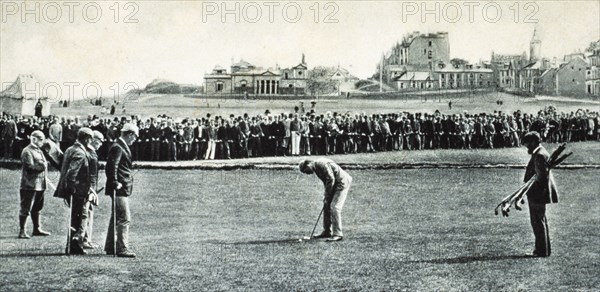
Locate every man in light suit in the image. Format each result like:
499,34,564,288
522,131,559,257
104,123,138,258
18,130,51,239
299,158,352,242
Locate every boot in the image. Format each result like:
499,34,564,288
18,216,30,239
31,213,51,236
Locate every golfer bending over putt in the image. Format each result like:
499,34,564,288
300,158,352,242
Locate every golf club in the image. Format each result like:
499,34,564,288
65,196,72,255
113,193,117,257
309,206,324,240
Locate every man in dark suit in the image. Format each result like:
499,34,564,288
55,128,94,254
104,123,138,258
18,130,51,239
522,131,559,257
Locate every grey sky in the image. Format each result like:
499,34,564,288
1,1,598,99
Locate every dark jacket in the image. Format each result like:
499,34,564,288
105,138,133,197
524,145,559,204
54,142,90,199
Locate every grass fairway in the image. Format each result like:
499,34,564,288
1,167,599,290
51,92,599,118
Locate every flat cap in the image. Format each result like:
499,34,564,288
121,123,139,136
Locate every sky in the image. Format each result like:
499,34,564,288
1,0,599,100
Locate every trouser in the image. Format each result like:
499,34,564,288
70,196,90,249
182,142,191,160
168,142,177,161
220,141,230,159
240,139,249,158
205,141,215,160
191,141,200,160
300,135,310,155
328,137,336,154
309,137,318,155
529,202,551,256
149,141,160,161
4,139,13,159
411,134,421,150
19,190,45,218
105,196,131,254
19,190,45,232
250,137,262,157
323,177,352,237
84,207,94,243
291,132,301,155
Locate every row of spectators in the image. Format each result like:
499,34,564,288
1,107,599,162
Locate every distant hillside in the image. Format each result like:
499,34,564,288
133,79,202,94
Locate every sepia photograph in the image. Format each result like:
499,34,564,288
1,0,599,290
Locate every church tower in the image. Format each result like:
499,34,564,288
530,28,541,62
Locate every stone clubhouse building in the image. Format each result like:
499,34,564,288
204,55,308,95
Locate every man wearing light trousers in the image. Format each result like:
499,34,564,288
300,158,352,242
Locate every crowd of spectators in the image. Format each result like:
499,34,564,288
1,106,599,162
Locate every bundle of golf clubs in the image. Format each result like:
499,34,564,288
494,143,572,217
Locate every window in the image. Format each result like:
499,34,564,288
284,72,289,79
216,82,224,92
420,82,424,89
289,84,294,88
441,73,445,79
298,71,303,76
428,41,432,47
240,80,247,87
400,83,404,89
424,49,427,55
428,51,432,59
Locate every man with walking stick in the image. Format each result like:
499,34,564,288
104,123,138,258
82,130,105,249
54,128,95,255
299,158,352,242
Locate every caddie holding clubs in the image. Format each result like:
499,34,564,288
299,158,352,242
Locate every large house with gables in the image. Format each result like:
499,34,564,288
204,56,307,95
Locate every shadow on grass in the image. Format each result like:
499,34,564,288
0,253,108,258
408,254,534,264
205,238,321,245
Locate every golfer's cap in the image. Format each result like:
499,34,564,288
92,130,105,142
78,127,94,138
523,131,541,144
121,123,139,136
31,130,45,140
299,160,311,172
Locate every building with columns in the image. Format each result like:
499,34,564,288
204,56,307,95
